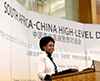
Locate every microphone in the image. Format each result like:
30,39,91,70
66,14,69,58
90,63,93,68
82,63,93,71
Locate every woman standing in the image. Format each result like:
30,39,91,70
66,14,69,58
35,36,58,81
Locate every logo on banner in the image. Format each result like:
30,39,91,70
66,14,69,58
28,0,50,15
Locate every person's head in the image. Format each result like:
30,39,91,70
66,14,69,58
39,36,55,54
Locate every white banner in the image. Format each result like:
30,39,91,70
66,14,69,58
84,24,100,68
11,1,29,81
0,0,100,81
0,0,12,81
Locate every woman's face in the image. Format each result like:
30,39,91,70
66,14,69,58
43,41,54,54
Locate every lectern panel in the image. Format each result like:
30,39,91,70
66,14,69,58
52,72,98,81
77,75,82,81
52,60,100,81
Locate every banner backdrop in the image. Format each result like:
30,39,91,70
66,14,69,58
0,0,100,81
11,1,29,81
0,0,29,81
84,24,100,68
0,0,12,81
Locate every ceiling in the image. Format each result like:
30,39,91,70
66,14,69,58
17,0,65,18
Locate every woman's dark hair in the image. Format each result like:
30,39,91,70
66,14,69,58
39,36,55,51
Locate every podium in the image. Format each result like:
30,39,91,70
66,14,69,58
50,60,100,81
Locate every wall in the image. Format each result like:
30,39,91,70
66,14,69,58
65,0,78,21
